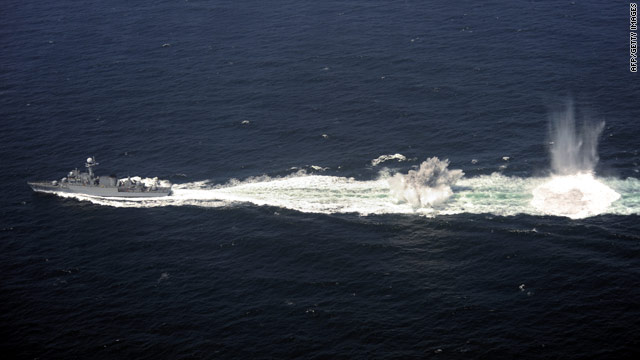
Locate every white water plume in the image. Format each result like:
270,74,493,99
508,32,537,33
532,100,620,218
549,100,604,175
387,157,463,208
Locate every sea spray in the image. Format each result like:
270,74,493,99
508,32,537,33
388,157,463,208
533,100,620,218
549,100,604,175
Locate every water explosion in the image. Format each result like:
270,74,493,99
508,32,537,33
388,157,463,208
531,101,620,219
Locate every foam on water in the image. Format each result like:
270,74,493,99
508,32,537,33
371,153,407,166
531,173,621,219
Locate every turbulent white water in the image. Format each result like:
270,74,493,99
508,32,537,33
531,173,621,219
388,157,463,208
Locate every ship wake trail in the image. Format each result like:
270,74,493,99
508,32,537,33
43,169,640,218
531,100,620,219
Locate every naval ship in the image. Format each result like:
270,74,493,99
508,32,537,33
28,157,171,197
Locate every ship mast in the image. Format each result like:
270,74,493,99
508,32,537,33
85,157,99,178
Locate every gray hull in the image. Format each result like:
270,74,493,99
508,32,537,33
29,182,171,198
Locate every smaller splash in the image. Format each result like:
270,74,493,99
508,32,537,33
371,153,407,166
310,165,329,171
388,157,463,208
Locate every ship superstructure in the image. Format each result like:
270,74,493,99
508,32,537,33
28,157,171,197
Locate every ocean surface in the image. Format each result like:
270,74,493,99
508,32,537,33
1,0,639,358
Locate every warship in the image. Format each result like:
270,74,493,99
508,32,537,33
28,157,171,197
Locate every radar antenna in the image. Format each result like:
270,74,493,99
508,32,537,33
85,156,99,178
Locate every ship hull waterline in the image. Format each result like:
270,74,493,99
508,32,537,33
28,182,172,198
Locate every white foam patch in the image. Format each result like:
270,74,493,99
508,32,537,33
40,171,640,219
371,153,406,166
531,173,621,219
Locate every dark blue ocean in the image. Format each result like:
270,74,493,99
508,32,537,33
2,0,640,358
